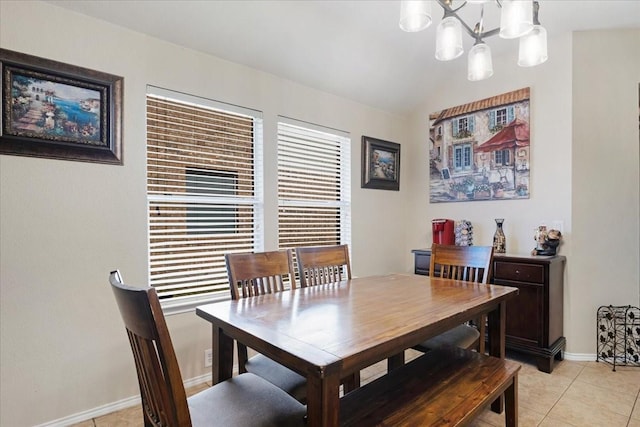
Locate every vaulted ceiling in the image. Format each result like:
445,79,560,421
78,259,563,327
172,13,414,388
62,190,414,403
47,0,640,114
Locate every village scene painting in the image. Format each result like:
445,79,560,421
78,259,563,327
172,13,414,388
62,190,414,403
7,70,104,146
429,87,530,203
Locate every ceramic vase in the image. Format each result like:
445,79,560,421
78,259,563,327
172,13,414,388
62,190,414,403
493,218,506,253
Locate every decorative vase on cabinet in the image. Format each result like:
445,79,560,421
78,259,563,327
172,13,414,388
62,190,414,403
493,218,506,253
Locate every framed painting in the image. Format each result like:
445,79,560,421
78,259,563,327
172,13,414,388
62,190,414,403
361,136,400,191
429,87,530,203
0,49,123,164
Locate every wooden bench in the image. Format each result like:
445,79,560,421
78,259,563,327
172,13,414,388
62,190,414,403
340,346,520,427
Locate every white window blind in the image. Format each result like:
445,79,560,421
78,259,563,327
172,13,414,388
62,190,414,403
277,119,351,250
146,87,263,311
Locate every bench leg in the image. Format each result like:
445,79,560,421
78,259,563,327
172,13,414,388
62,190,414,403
504,374,518,427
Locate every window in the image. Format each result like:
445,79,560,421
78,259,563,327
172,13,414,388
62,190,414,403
185,169,237,235
454,144,472,171
452,115,475,138
146,87,263,312
489,106,515,130
277,118,351,251
495,149,511,166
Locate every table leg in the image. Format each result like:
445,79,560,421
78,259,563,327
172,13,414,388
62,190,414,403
488,301,506,413
212,325,233,385
305,372,340,427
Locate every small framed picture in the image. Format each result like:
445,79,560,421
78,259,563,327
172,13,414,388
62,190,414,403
361,135,400,191
1,49,123,164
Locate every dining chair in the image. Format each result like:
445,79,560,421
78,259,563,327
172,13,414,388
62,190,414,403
295,244,352,287
225,250,307,402
414,244,494,354
108,270,306,427
294,244,361,392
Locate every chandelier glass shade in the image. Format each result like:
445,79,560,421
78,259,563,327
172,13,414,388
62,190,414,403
435,16,464,60
499,0,533,39
468,42,494,81
399,0,548,81
399,0,433,32
517,24,547,66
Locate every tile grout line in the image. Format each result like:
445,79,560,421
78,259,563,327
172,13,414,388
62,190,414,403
627,387,640,427
536,363,587,427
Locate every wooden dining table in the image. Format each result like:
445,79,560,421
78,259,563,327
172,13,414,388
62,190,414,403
196,273,518,427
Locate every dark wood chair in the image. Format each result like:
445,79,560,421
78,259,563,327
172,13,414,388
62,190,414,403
109,270,306,427
295,244,352,287
225,250,307,402
414,244,494,354
294,244,360,392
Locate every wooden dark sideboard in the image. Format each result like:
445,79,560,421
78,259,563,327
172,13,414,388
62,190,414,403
412,248,566,373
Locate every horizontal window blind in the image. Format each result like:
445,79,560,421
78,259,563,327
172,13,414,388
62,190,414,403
147,88,263,308
277,119,351,250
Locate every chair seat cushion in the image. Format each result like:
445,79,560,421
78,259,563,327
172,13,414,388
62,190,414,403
246,354,307,402
188,373,306,427
414,324,480,351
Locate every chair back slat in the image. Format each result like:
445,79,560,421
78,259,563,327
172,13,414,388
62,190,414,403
225,250,296,300
225,250,297,374
110,271,191,427
295,245,352,287
430,244,493,284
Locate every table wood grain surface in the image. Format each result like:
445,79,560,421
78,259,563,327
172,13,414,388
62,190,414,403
196,273,518,427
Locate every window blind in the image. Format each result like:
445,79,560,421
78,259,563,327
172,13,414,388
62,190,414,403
147,88,263,310
277,119,351,250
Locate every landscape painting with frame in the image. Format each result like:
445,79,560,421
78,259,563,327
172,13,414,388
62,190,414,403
361,135,400,191
429,87,530,203
0,49,123,164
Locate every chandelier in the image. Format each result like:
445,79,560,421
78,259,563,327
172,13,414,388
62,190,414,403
399,0,548,81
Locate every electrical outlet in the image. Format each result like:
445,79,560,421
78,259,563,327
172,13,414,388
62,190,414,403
204,349,212,368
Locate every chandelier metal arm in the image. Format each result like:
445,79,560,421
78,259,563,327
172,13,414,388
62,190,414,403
533,1,540,25
435,0,502,42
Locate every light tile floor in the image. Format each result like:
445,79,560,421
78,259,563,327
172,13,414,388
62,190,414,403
73,351,640,427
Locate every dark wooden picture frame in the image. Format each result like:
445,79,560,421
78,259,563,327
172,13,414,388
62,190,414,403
361,136,400,191
0,49,123,165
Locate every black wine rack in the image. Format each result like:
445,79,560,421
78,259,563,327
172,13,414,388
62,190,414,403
596,305,640,371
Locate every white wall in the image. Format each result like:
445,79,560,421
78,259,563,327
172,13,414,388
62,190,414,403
570,29,640,352
0,2,409,425
404,33,573,258
404,29,640,357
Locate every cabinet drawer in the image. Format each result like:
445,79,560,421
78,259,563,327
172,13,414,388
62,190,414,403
494,262,544,283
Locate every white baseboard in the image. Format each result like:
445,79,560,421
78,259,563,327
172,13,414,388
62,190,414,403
34,374,210,427
32,353,601,426
563,352,597,362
